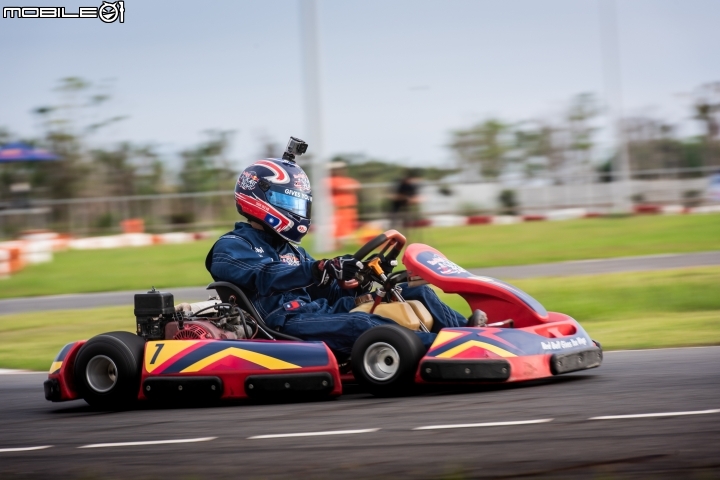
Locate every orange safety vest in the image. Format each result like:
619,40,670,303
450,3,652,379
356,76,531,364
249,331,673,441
327,176,360,238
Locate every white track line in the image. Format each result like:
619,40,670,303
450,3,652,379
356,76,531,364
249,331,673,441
605,346,720,354
78,437,216,449
248,428,379,440
590,409,720,420
0,369,45,375
0,445,52,453
413,418,553,431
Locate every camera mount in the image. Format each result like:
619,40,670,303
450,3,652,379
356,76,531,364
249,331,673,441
282,136,308,162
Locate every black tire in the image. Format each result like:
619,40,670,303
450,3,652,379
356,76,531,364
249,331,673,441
74,331,146,409
351,325,426,397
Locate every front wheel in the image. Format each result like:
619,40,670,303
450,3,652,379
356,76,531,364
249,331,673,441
74,331,145,409
351,325,426,397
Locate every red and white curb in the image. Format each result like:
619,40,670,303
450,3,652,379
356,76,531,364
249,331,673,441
419,204,720,228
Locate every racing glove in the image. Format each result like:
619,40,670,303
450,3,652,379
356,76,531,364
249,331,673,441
315,254,363,285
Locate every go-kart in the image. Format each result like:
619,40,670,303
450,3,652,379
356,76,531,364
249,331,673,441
44,230,602,407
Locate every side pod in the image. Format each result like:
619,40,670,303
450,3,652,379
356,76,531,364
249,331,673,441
44,341,86,402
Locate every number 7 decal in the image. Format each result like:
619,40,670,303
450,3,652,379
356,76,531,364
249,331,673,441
149,343,164,364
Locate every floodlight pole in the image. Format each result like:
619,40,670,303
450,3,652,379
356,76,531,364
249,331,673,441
300,0,335,252
599,0,632,213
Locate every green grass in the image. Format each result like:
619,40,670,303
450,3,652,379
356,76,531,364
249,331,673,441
0,306,132,371
438,266,720,351
1,213,719,299
3,267,718,371
414,213,720,268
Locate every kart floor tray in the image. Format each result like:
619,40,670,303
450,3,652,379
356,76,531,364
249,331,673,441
420,359,511,382
550,347,603,374
143,376,223,401
244,372,334,398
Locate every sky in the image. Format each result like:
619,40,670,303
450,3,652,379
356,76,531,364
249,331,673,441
2,0,719,170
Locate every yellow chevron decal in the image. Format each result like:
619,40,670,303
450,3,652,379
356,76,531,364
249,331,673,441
180,347,302,373
436,340,517,359
49,361,63,374
145,341,201,373
431,330,467,350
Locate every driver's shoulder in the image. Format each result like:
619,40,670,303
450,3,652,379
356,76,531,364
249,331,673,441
293,244,315,262
214,228,268,256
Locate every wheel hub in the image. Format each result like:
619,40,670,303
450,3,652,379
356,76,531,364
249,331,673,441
363,342,400,382
86,355,118,393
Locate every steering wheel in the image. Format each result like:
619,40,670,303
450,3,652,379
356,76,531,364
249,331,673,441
339,230,407,289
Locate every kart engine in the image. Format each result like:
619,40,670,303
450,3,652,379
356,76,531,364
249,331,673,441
134,288,254,341
134,288,175,340
172,323,210,340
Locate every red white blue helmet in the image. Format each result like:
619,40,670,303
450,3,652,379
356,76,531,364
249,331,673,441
235,158,313,244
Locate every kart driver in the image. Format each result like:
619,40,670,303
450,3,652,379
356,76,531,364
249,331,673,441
205,137,484,356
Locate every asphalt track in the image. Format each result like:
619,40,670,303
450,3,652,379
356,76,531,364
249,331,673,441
0,347,718,479
1,251,719,315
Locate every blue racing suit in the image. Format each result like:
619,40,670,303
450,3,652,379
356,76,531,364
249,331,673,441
205,222,467,355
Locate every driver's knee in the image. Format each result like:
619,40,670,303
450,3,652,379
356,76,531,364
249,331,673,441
401,283,438,303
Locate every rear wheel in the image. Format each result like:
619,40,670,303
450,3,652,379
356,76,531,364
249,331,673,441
74,332,145,409
351,325,426,397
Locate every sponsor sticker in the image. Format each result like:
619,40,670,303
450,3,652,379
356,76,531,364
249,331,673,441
279,253,300,266
426,254,466,275
239,170,259,190
540,337,588,351
235,192,294,233
293,173,311,192
284,189,312,201
297,225,307,233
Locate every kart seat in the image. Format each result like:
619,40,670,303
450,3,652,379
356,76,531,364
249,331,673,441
207,281,301,341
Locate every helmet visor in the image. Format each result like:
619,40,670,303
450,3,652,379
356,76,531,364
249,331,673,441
266,189,312,218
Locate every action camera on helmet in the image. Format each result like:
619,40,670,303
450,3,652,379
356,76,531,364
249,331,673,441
282,137,308,162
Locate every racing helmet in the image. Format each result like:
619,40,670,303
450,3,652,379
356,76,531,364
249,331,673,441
235,158,312,244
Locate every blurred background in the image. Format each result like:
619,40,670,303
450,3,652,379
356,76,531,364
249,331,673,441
1,0,719,241
0,0,719,368
2,4,720,478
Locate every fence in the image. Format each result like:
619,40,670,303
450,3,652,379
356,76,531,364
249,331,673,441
0,166,718,239
422,167,718,216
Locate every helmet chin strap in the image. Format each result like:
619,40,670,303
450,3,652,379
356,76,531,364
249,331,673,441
248,220,265,231
247,218,291,245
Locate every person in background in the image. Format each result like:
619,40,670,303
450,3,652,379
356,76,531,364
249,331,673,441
389,168,422,230
328,161,361,244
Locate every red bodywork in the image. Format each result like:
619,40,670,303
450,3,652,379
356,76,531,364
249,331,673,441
49,339,342,402
402,243,601,384
137,339,342,400
47,341,86,401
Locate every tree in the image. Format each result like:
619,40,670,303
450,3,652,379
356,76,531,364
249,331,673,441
513,121,566,182
691,82,720,169
622,117,684,172
132,145,166,195
32,77,127,199
86,143,166,197
178,130,236,192
565,93,600,177
694,82,720,139
448,119,511,179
